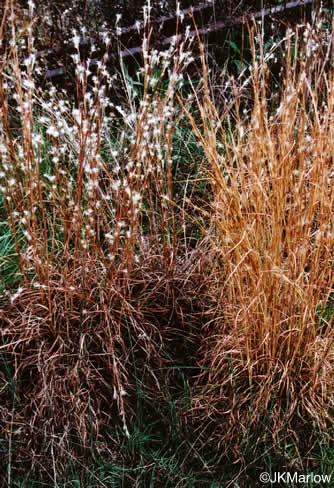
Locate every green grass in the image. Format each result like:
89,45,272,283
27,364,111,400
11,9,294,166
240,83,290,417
0,222,21,293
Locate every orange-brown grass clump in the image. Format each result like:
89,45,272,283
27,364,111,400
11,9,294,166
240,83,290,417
186,22,334,460
0,2,203,482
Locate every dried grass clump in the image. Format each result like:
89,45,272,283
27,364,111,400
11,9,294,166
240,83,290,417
0,2,202,481
187,22,334,458
0,243,207,480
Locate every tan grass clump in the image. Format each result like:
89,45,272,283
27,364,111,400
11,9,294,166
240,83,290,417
187,22,334,458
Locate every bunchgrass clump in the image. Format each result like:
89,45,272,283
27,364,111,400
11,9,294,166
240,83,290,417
187,21,334,462
0,1,333,485
0,2,202,483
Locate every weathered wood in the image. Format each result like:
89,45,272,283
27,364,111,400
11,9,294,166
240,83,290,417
29,1,215,62
119,1,214,34
160,0,314,44
43,0,315,80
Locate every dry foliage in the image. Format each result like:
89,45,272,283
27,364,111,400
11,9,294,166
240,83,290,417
0,2,205,481
187,22,334,458
0,1,333,483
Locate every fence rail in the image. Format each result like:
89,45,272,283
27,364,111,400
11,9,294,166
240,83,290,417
27,0,316,80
